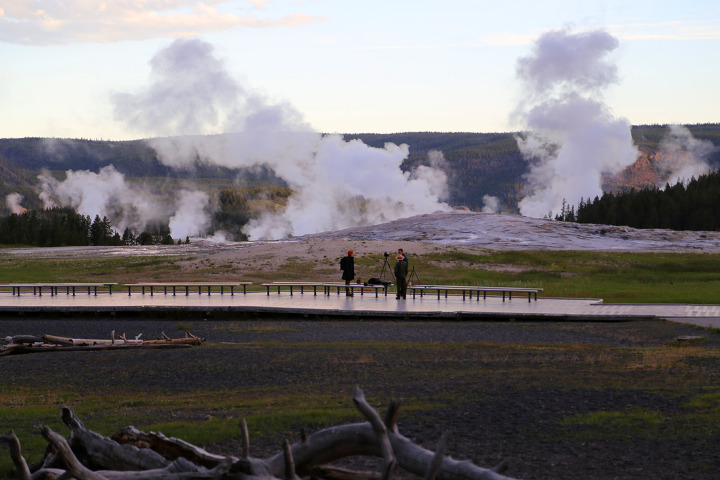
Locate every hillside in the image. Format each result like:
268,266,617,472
1,124,719,216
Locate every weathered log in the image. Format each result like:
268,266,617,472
240,419,250,459
0,431,31,480
265,422,516,480
111,427,233,468
41,333,203,347
61,406,170,471
283,440,298,480
1,332,203,356
352,387,396,480
43,334,143,346
142,338,205,346
4,390,521,480
39,425,107,480
383,401,402,434
5,335,43,345
423,432,448,480
1,343,193,356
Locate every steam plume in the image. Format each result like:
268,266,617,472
113,38,450,240
168,190,212,239
6,193,27,214
482,195,501,213
657,125,718,186
37,166,204,237
513,28,639,218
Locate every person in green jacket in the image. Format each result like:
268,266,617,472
394,253,408,299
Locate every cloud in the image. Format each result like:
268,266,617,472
607,20,720,41
482,19,720,48
0,1,326,45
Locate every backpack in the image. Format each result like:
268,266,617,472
366,277,392,287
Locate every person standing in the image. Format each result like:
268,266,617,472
394,253,408,299
340,250,355,296
398,248,408,266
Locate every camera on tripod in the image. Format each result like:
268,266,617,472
383,252,390,258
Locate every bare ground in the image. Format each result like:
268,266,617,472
6,212,720,281
2,317,720,480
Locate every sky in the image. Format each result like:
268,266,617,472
1,0,719,140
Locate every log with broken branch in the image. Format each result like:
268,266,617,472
1,387,521,480
0,331,205,356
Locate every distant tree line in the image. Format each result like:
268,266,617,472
0,207,180,247
557,169,720,231
0,186,271,247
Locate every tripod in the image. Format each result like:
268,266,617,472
379,254,396,283
408,265,421,285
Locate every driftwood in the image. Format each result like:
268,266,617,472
0,331,205,356
1,388,520,480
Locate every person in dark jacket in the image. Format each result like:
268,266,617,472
340,250,355,296
398,248,409,266
394,253,408,299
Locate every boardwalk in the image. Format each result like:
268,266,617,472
1,289,719,327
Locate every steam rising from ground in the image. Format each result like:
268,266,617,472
37,166,210,237
39,166,163,232
112,38,450,240
512,28,639,218
481,195,501,214
5,193,27,214
657,125,718,186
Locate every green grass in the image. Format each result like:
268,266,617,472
561,407,666,440
0,256,180,283
3,248,720,303
393,250,720,303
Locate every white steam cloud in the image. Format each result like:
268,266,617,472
513,28,639,218
481,195,501,214
657,125,718,186
6,193,27,214
112,38,450,240
38,165,208,237
168,190,212,240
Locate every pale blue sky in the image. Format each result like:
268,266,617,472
1,0,718,140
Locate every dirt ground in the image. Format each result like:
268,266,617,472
2,317,719,480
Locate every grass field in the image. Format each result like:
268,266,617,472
2,249,720,303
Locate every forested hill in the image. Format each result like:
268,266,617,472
1,124,719,215
562,168,720,231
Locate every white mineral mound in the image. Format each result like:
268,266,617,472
304,211,720,252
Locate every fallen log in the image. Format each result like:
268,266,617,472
2,388,521,480
0,332,205,356
43,333,144,346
